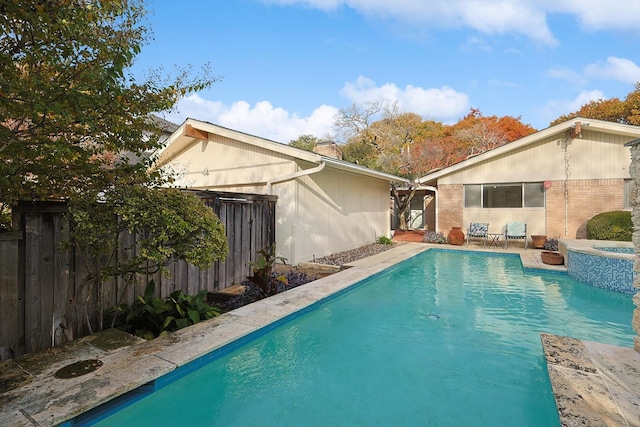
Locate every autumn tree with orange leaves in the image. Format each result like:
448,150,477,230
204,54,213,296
334,104,536,230
550,83,640,126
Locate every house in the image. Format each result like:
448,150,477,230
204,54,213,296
155,118,409,265
416,118,640,240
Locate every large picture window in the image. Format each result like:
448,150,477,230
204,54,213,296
464,183,544,208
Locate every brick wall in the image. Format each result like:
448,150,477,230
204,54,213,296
438,184,463,233
545,179,625,239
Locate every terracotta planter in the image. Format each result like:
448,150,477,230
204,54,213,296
448,226,465,246
541,251,564,265
531,235,547,249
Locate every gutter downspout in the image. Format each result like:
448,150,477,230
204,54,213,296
266,161,326,266
265,161,326,194
433,188,439,232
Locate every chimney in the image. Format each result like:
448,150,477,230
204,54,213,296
312,141,343,160
570,122,582,138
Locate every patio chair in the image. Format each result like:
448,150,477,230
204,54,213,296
504,222,527,249
466,222,489,246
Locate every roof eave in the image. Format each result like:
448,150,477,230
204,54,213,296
155,118,409,184
321,157,410,184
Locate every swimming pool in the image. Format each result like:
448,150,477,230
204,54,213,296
88,249,635,426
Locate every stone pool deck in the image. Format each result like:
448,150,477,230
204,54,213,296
0,242,637,426
541,333,640,427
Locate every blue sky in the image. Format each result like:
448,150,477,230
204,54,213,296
133,0,640,143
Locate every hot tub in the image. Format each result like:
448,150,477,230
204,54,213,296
561,240,636,294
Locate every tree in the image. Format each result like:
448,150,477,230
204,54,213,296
391,182,417,232
289,134,319,151
342,139,379,169
333,100,384,145
406,120,447,176
335,104,536,230
336,101,423,178
69,186,228,332
334,101,424,231
1,1,229,332
550,83,640,126
0,0,215,212
449,109,536,158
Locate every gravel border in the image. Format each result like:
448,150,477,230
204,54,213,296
313,242,400,266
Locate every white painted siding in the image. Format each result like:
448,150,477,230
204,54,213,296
569,130,631,179
285,167,390,264
163,134,297,190
161,131,393,265
440,130,631,186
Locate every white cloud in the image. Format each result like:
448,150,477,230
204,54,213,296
539,89,606,124
546,67,587,85
262,0,640,45
161,94,339,143
547,57,640,87
159,77,469,142
340,76,469,123
546,0,640,31
264,0,342,12
584,57,640,85
463,37,493,53
458,1,555,46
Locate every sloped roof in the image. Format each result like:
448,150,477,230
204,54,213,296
147,114,179,134
417,117,640,184
156,118,409,184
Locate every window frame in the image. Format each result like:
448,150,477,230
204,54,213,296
464,182,545,209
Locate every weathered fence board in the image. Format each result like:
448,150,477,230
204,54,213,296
0,191,276,360
0,232,22,360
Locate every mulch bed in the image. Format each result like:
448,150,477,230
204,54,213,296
209,242,399,313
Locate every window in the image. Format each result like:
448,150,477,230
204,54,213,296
465,184,481,207
464,183,545,208
483,184,522,208
523,183,545,207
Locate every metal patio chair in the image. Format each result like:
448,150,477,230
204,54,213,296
466,222,489,246
504,222,527,249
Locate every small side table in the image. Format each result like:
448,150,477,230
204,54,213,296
487,233,502,248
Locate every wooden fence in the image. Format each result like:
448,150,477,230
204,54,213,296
0,191,276,360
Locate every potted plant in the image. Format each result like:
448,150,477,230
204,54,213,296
544,238,558,251
541,251,563,265
448,226,465,245
531,234,546,249
540,238,562,265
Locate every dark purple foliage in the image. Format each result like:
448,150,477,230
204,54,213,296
544,238,558,251
214,270,318,312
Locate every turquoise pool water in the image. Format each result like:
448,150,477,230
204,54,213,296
92,250,635,426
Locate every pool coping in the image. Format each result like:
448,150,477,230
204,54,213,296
541,333,640,427
0,242,636,426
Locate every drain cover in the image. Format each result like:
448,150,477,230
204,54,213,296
54,359,103,379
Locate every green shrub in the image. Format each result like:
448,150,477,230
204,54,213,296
377,236,393,245
586,211,632,241
249,243,288,296
107,280,220,340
